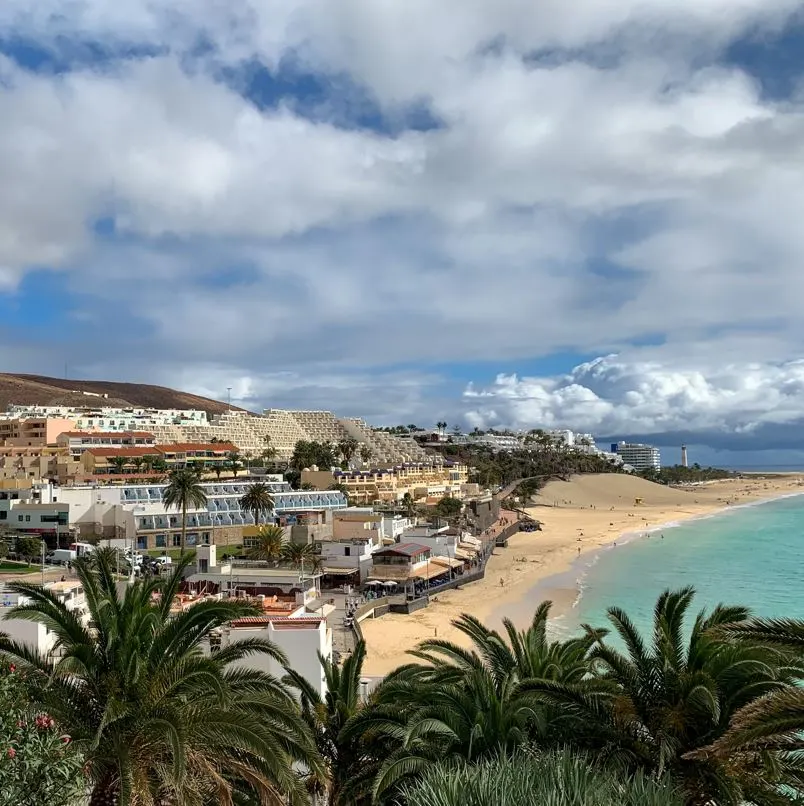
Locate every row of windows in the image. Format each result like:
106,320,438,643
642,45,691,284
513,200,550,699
136,532,211,550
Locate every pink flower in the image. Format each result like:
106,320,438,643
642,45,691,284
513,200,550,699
8,664,15,673
6,748,15,759
61,735,71,744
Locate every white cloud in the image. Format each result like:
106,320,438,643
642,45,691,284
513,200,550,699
463,355,804,448
1,1,804,451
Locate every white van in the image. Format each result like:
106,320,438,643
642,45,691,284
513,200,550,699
50,549,77,565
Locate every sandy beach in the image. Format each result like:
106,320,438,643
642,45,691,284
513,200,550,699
361,473,804,675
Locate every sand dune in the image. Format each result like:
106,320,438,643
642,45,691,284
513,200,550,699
360,473,804,675
537,473,706,508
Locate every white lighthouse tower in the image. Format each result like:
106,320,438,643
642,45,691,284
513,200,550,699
681,445,688,468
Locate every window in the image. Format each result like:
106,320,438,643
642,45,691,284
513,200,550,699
0,512,5,520
171,534,181,548
155,534,166,548
344,546,351,556
18,515,23,522
25,515,31,522
136,537,147,550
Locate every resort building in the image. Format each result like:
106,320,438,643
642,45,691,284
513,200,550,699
51,479,348,549
2,404,209,431
469,433,522,452
56,431,157,458
611,442,662,472
0,405,433,467
302,461,469,504
0,444,77,482
0,416,75,447
78,442,237,477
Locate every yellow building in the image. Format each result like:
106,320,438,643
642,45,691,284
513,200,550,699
302,461,469,505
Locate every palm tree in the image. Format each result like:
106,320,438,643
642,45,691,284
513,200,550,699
400,492,417,519
541,588,803,805
401,750,684,806
697,617,804,760
355,605,596,799
150,456,168,476
162,468,208,554
285,641,377,806
108,456,128,476
359,446,372,465
338,438,360,467
281,541,318,572
130,457,144,476
239,482,275,527
0,551,321,805
262,435,278,465
246,525,286,563
226,451,242,478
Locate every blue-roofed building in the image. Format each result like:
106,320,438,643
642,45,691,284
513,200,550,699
54,479,348,550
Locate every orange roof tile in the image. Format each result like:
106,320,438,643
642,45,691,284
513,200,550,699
85,447,159,458
157,443,237,453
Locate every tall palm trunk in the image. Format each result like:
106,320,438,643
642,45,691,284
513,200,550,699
181,500,187,555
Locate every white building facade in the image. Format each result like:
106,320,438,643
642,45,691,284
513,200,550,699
612,442,662,471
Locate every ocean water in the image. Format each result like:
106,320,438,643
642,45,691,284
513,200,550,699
555,494,804,637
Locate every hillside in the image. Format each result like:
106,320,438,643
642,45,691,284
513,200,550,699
0,374,250,417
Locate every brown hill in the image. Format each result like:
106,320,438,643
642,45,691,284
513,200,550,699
0,374,249,417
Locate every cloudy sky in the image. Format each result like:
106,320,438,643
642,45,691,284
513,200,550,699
1,1,803,468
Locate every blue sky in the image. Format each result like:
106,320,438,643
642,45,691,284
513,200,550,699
1,1,804,467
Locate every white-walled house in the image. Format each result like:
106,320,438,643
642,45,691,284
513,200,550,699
210,615,332,698
1,580,87,656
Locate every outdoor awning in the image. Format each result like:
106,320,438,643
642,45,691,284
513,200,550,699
410,564,451,581
321,567,359,576
458,543,479,555
431,556,463,569
453,548,475,561
462,535,481,547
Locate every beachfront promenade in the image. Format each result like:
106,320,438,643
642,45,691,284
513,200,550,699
335,511,523,661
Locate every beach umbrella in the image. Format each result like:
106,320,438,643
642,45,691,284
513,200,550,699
366,580,382,587
383,580,398,588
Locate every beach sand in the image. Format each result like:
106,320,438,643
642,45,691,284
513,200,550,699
360,473,804,675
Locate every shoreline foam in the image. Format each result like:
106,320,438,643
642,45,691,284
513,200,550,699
360,475,804,676
497,488,804,636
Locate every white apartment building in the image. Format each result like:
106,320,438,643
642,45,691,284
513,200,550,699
10,480,346,549
470,433,522,452
612,442,661,471
1,580,88,656
3,405,209,432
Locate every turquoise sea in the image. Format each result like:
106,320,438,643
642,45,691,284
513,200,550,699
554,493,804,637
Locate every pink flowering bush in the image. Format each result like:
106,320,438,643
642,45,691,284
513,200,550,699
0,662,84,806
